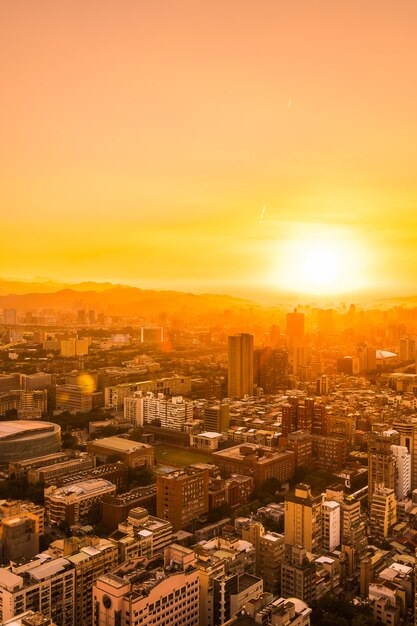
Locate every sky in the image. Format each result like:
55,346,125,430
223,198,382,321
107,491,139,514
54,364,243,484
1,0,417,302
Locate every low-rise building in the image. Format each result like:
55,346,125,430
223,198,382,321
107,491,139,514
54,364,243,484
109,507,173,562
45,479,117,526
156,466,209,532
27,454,95,484
87,436,154,468
212,444,295,486
101,485,156,530
191,432,223,451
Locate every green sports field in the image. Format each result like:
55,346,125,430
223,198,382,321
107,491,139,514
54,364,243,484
154,445,212,467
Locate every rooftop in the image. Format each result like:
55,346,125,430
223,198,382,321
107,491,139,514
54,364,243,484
49,478,115,499
0,421,60,442
90,436,152,452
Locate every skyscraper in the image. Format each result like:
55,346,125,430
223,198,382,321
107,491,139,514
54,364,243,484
228,333,254,398
286,309,305,342
284,484,322,552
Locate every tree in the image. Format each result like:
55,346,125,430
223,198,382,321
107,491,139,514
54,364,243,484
129,467,156,487
129,427,144,442
62,432,78,449
207,502,232,523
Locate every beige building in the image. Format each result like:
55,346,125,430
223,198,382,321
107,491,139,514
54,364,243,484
0,500,44,562
60,338,90,357
281,545,316,605
368,430,400,504
284,484,322,552
242,521,284,596
370,485,397,538
109,507,173,562
93,544,199,626
60,537,118,626
45,478,116,526
87,436,154,468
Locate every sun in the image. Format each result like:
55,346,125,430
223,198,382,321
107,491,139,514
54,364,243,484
300,243,341,289
273,226,369,296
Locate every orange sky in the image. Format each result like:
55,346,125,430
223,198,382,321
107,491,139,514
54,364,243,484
1,0,417,301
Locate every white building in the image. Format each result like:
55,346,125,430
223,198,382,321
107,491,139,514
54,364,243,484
124,395,144,426
321,500,341,551
391,444,411,500
124,392,193,430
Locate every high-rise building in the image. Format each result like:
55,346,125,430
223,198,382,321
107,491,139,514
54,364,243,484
253,348,288,393
399,337,416,362
321,500,341,551
204,402,230,432
341,496,367,576
316,375,330,396
60,338,90,357
212,444,295,487
0,500,44,562
213,572,263,626
93,544,199,626
369,485,397,538
242,521,284,596
228,334,254,398
311,435,348,472
286,309,305,342
55,384,99,413
391,444,411,500
357,346,377,372
3,309,17,326
62,537,118,626
0,557,75,626
21,372,53,391
317,309,333,334
368,430,400,504
156,466,209,531
281,544,316,605
284,484,322,552
392,421,417,491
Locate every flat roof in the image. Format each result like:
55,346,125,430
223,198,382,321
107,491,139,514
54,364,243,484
90,437,152,452
0,421,59,442
50,478,115,499
30,558,71,581
0,569,23,589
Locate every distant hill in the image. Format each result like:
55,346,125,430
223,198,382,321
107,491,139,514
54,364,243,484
0,278,120,296
0,278,258,319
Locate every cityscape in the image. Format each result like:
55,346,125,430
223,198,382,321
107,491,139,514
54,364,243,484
1,2,417,626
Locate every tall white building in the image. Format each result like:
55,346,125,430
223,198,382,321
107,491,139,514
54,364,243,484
322,500,341,552
124,392,193,430
124,394,144,426
391,444,411,500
